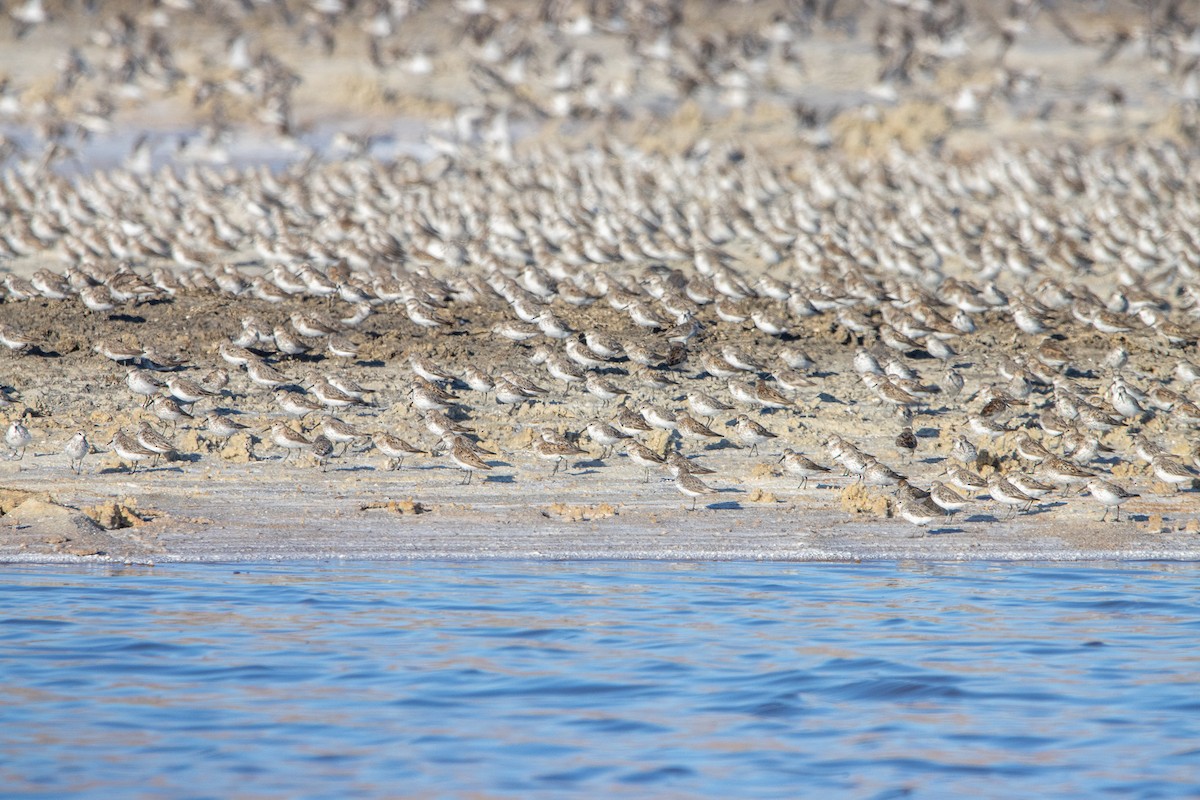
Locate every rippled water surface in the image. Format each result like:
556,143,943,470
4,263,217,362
2,561,1197,798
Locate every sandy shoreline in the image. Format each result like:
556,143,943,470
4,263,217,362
2,308,1199,564
2,430,1197,564
3,2,1200,563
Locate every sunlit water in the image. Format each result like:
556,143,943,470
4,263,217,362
1,561,1197,798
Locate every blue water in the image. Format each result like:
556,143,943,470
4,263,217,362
1,562,1197,799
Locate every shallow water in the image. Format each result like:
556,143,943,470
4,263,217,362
1,561,1197,798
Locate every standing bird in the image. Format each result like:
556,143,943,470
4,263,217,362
669,463,718,511
449,438,493,484
779,449,830,489
986,474,1036,517
584,420,631,459
1085,479,1139,522
732,415,777,455
928,480,970,515
136,423,176,468
311,434,334,472
532,435,587,476
894,495,945,534
951,435,978,466
63,431,89,474
107,431,158,473
624,440,666,483
6,420,32,460
373,433,424,470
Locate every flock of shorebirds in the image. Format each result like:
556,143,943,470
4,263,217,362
0,1,1198,532
0,0,1196,175
2,135,1200,530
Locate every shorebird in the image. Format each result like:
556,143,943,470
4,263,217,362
204,413,249,440
320,417,368,454
269,423,312,462
986,474,1036,517
311,434,335,471
108,430,158,473
5,420,32,460
449,438,493,484
779,449,830,489
732,415,777,455
63,431,89,474
687,391,733,425
928,481,969,514
136,423,176,467
532,435,587,476
670,463,719,511
894,495,945,534
373,433,424,470
1085,479,1139,522
584,421,630,458
625,440,666,482
125,368,163,407
1150,455,1195,492
674,413,723,444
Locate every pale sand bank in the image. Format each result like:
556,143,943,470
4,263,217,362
1,456,1195,564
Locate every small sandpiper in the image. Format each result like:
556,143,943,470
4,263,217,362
108,430,158,473
668,463,719,511
779,449,830,489
584,421,631,458
63,431,89,474
449,439,493,484
1085,479,1139,522
5,420,33,460
625,440,666,482
373,432,424,470
732,415,777,456
269,422,313,461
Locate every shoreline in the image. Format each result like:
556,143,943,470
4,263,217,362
2,455,1196,564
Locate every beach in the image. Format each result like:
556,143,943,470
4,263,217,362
1,284,1197,563
1,0,1199,562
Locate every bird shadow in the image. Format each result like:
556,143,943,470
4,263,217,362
109,314,146,324
484,474,514,484
916,427,940,438
965,513,999,523
356,359,386,368
169,453,202,464
928,526,965,535
706,500,742,510
569,467,602,476
97,465,183,475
